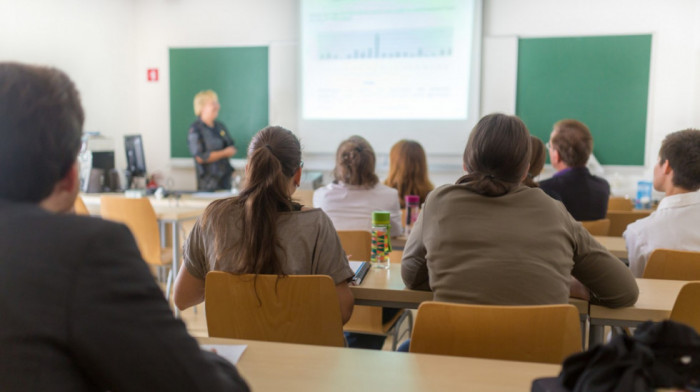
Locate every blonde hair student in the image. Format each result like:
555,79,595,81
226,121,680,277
384,139,434,207
174,126,355,323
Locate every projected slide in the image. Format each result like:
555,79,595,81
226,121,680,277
301,0,476,120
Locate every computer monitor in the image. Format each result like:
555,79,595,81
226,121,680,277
124,135,146,188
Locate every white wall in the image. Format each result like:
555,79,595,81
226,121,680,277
3,0,700,194
0,0,138,176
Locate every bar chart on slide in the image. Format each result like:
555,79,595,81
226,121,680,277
317,28,454,60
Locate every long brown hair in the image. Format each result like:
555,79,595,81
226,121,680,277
333,135,379,187
457,113,531,197
203,126,302,275
384,140,434,207
523,135,545,188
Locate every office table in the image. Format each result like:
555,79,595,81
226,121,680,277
198,337,560,392
588,278,687,346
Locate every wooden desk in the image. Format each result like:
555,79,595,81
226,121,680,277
199,337,560,392
593,235,628,259
351,264,589,316
588,278,687,345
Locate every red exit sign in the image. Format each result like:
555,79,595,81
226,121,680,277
147,68,159,82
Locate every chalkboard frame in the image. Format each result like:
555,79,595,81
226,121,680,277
169,46,269,159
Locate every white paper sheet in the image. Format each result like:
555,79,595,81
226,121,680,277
201,344,247,365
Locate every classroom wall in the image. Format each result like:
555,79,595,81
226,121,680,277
0,0,138,171
3,0,700,196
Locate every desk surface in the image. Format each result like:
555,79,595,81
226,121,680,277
351,264,589,314
81,193,207,220
199,337,560,392
592,235,627,259
589,278,687,322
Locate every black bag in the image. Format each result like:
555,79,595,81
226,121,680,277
532,320,700,392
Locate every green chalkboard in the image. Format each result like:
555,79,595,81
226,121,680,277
169,46,269,159
516,35,651,165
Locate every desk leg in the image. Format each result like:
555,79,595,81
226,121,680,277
172,221,180,318
589,324,604,348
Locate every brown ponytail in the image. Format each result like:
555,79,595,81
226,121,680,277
457,113,531,197
203,126,302,275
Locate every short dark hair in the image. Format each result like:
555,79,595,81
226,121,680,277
659,129,700,191
551,119,592,167
333,135,379,187
0,63,84,202
459,113,531,197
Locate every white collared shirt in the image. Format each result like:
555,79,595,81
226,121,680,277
313,182,404,236
623,191,700,277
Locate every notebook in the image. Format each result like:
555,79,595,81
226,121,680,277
349,261,370,285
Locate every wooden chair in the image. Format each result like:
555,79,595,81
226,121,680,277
579,219,611,236
336,230,372,261
670,282,700,333
292,188,314,208
608,196,634,211
606,210,652,236
205,272,346,347
99,196,174,298
410,302,582,364
336,230,413,350
74,195,90,215
642,249,700,281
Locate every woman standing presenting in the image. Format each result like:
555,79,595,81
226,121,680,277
187,90,236,191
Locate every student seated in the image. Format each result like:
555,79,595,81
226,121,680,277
540,119,610,220
313,135,403,235
0,62,249,391
624,129,700,277
384,139,434,207
173,126,355,324
401,113,638,308
523,135,546,188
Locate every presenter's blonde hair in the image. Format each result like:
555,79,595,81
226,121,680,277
193,90,218,116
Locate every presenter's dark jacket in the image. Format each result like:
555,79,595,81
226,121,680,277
188,118,235,191
539,167,610,221
0,200,249,392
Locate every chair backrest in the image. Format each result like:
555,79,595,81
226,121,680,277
606,210,652,236
99,196,163,266
608,197,634,211
336,230,371,261
74,195,90,215
642,249,700,280
579,219,611,236
410,302,582,364
670,282,700,333
205,272,345,347
292,188,314,208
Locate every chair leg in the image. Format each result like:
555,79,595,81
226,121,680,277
391,310,414,351
165,267,173,301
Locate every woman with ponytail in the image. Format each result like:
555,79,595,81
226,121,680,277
401,113,638,309
173,126,355,323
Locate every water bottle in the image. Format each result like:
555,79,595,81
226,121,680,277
405,195,420,236
371,211,391,269
636,180,652,209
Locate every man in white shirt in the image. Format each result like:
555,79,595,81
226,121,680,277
624,129,700,277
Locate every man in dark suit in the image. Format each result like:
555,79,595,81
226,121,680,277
0,63,249,391
540,119,610,221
